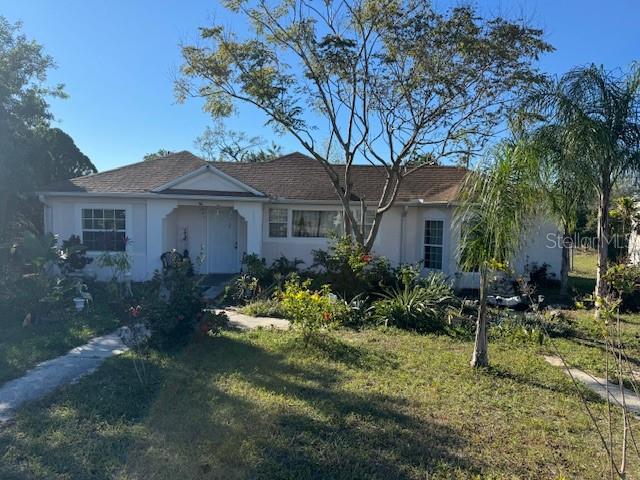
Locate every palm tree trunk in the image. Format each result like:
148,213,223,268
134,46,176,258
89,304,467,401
560,224,571,296
471,267,489,368
595,184,611,310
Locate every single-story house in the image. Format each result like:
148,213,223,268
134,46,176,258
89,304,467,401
38,151,562,288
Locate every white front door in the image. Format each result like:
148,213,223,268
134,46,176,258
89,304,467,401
208,208,238,273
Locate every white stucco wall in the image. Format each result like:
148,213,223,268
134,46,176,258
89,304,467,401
512,219,563,280
46,196,149,281
45,194,562,287
629,224,640,265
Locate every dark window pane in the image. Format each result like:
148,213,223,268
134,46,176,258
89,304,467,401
269,223,287,238
424,245,443,269
292,210,339,237
81,209,126,251
424,220,443,245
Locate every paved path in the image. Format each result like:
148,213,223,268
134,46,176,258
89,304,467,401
0,331,128,423
218,309,291,331
544,355,640,415
0,311,287,424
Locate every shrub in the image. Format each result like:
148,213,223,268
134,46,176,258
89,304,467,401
490,312,545,345
145,263,204,349
604,263,640,312
239,298,285,318
11,272,85,322
225,255,305,305
13,232,60,274
372,272,455,332
270,255,304,276
525,262,560,289
279,277,343,345
311,236,393,299
540,309,575,338
335,293,374,328
242,254,271,284
59,235,92,274
198,309,229,336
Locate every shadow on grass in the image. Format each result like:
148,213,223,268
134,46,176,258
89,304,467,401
486,363,603,403
0,333,482,479
279,332,400,371
0,354,165,480
126,334,482,479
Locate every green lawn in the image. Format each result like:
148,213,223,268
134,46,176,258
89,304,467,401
1,328,636,479
0,299,122,384
540,248,640,384
568,248,598,297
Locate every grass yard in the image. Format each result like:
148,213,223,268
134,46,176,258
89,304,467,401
0,327,636,480
540,248,640,383
568,248,598,297
0,299,121,384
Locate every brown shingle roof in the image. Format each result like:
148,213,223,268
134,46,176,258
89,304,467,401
42,152,208,193
42,150,467,203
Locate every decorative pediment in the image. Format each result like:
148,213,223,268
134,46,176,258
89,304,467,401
152,165,264,197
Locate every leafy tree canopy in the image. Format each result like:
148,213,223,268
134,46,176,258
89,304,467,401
143,149,175,161
0,17,95,240
194,121,282,162
177,0,553,248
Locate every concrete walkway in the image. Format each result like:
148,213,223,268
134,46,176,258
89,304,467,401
219,309,291,331
544,355,640,415
0,331,128,423
0,311,287,423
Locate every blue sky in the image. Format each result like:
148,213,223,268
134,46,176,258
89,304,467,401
3,0,639,171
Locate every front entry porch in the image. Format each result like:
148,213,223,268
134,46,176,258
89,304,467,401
163,205,247,274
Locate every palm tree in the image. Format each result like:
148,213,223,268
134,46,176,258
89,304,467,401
456,141,540,368
521,124,587,295
522,64,640,306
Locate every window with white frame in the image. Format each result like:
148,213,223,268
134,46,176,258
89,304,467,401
424,220,444,269
268,208,288,237
82,208,126,251
292,210,341,238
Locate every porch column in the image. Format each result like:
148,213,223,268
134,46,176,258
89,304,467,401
146,199,178,277
234,202,263,257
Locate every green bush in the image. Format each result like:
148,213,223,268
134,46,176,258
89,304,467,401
225,255,304,305
334,293,374,328
490,312,545,345
372,272,455,332
279,277,345,345
198,309,229,336
239,298,285,318
145,264,204,349
311,236,393,299
603,263,640,312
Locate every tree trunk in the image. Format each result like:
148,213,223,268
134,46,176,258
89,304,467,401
560,223,571,296
0,190,12,242
595,184,611,311
471,267,489,368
